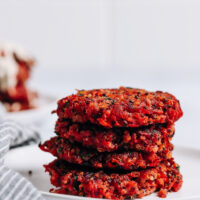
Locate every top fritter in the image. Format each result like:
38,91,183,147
56,87,183,128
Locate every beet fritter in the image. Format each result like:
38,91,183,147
55,119,174,153
56,87,183,128
40,137,173,170
45,159,182,199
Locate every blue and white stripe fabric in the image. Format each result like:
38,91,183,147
0,120,44,200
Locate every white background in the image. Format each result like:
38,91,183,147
1,0,200,70
1,0,200,148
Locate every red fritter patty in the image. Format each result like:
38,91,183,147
44,158,182,199
55,119,174,153
56,87,183,128
0,52,36,112
0,84,37,112
40,137,173,170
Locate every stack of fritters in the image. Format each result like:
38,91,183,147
40,87,183,199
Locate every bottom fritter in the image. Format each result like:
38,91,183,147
44,158,182,199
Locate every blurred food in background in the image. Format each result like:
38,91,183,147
0,42,37,112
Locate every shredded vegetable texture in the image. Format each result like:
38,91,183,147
57,87,183,128
55,119,174,153
42,87,183,199
45,159,183,199
40,137,173,170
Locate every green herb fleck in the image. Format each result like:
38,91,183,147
64,101,70,107
57,147,63,154
176,165,180,171
131,194,137,199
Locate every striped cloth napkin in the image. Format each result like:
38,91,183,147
0,120,44,200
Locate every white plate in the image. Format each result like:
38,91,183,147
4,145,200,200
1,93,57,125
